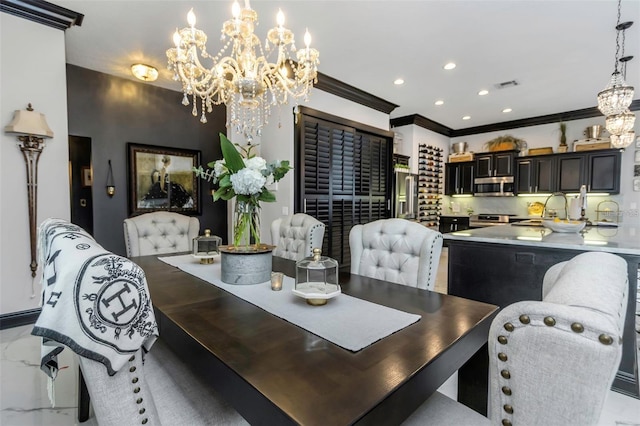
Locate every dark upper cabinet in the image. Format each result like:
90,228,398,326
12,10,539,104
516,156,556,194
557,149,621,194
445,161,474,195
557,154,585,193
475,151,516,178
515,149,620,195
587,150,620,192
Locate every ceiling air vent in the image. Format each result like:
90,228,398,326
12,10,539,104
494,80,520,89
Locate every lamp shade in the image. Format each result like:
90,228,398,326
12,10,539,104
4,106,53,138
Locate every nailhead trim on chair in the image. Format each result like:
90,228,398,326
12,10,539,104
496,305,625,426
425,234,444,289
127,354,148,425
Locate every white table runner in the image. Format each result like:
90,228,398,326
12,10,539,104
158,255,421,352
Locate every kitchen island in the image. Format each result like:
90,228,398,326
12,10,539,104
444,224,640,413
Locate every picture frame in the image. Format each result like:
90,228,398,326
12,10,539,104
127,143,202,216
635,150,640,164
81,166,93,187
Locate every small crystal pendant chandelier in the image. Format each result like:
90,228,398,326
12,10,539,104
597,0,635,147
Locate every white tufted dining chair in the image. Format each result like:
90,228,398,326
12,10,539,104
349,218,443,290
79,338,248,426
402,251,629,426
270,213,325,261
124,211,199,257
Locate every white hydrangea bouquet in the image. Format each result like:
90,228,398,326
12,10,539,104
194,133,291,249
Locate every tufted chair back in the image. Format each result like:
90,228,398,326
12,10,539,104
123,211,200,257
486,251,628,426
349,218,443,290
271,213,325,261
402,251,629,426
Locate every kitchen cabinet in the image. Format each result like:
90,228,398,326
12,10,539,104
514,149,621,195
557,149,620,193
445,161,474,195
439,216,470,233
516,155,556,194
475,151,516,178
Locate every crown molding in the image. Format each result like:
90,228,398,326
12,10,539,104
391,99,640,138
390,114,453,137
0,0,83,30
315,72,398,115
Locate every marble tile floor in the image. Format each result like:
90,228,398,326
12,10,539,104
1,248,639,425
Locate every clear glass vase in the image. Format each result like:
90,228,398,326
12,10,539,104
233,199,260,250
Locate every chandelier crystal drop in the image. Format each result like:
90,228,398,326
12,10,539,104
609,131,635,149
605,110,636,136
166,1,319,143
597,71,634,116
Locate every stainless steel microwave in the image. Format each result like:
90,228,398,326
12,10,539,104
474,176,515,196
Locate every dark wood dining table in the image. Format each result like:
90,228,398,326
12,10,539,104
134,254,498,425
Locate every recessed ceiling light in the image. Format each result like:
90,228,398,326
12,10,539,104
394,78,405,85
435,100,444,106
502,108,513,113
478,89,489,96
462,115,471,120
443,62,456,70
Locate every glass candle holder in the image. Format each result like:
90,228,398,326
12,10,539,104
271,272,284,291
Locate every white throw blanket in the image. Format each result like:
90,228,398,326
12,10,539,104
32,219,158,403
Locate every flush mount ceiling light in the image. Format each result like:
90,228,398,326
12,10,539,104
166,2,319,143
597,0,635,146
462,115,471,120
443,62,456,70
131,64,158,82
502,108,512,113
394,78,404,85
478,89,489,96
434,100,444,106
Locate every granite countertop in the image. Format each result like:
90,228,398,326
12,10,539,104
443,224,640,255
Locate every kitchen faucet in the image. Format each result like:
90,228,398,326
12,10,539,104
542,192,569,219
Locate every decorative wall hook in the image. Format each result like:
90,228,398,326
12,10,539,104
106,159,115,197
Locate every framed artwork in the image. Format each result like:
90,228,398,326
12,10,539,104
127,143,202,216
82,166,93,187
635,150,640,164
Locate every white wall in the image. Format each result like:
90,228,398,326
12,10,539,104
0,14,70,314
393,124,450,173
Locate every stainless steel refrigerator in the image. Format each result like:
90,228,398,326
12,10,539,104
392,170,418,219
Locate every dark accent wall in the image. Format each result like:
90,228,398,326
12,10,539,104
66,64,227,255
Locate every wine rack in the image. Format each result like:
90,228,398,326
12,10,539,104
418,144,443,229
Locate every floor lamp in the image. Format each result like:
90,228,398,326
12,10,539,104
4,104,54,277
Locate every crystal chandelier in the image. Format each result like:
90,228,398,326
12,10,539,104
166,1,319,143
597,0,635,147
610,131,636,149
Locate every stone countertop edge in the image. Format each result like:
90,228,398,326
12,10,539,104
443,224,640,255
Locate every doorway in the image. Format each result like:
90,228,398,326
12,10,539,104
69,135,93,235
